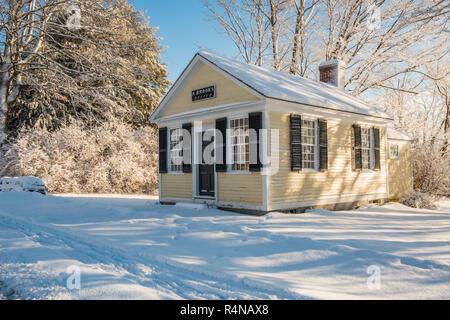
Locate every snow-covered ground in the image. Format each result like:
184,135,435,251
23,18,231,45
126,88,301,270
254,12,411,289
0,192,449,300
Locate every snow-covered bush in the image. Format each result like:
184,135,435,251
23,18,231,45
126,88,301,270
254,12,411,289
0,120,158,194
411,143,450,197
0,176,46,194
399,191,438,210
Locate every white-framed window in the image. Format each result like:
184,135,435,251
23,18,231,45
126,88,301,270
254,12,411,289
302,119,318,170
230,117,249,171
361,127,373,170
389,143,400,159
169,127,183,173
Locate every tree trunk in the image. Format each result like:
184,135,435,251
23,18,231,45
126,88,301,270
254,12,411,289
289,2,304,75
269,0,280,71
440,101,450,155
0,65,11,138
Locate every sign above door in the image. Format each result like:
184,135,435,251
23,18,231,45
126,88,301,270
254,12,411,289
192,85,216,102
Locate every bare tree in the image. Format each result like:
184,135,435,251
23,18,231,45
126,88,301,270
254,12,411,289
258,0,293,70
267,0,282,70
411,0,450,24
378,57,449,152
289,0,318,75
321,0,449,96
204,0,448,95
432,68,450,153
203,0,271,66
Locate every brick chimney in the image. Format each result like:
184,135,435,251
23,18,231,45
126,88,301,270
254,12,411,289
319,60,346,90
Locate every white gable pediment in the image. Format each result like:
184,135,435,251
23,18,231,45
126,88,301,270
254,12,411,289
150,54,263,122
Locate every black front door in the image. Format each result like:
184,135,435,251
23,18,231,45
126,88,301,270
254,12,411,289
199,133,215,197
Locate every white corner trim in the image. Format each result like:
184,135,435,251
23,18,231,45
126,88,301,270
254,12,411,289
262,108,270,212
158,173,162,201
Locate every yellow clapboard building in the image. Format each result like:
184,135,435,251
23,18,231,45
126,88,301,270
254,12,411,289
150,51,413,213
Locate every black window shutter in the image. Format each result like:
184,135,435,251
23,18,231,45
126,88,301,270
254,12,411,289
158,127,168,173
182,123,192,173
290,114,302,171
373,127,381,170
318,119,328,171
353,124,362,170
215,117,227,172
249,112,263,172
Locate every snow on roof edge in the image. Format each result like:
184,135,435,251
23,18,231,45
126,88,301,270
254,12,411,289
387,127,413,141
198,50,393,120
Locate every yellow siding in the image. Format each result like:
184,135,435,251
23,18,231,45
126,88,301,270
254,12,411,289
161,173,262,205
269,112,388,205
161,174,192,199
162,63,259,117
217,173,262,205
195,119,215,127
388,142,413,199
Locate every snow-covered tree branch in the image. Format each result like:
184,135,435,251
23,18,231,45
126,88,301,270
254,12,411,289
203,0,448,96
0,0,169,138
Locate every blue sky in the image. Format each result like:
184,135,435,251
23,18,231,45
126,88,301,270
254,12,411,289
129,0,236,81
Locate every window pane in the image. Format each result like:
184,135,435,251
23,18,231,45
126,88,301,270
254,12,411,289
230,117,249,171
361,128,372,169
390,144,399,158
301,120,316,170
170,128,183,172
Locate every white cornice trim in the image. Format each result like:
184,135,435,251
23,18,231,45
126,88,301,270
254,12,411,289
266,98,393,124
154,100,265,126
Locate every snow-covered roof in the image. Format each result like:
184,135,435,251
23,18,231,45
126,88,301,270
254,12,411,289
198,50,392,120
387,127,413,141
